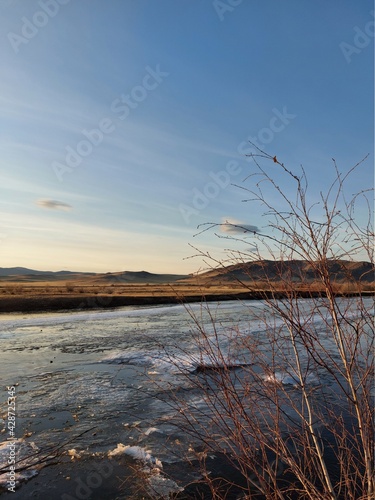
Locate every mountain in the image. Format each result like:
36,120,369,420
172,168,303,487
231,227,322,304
0,267,79,277
0,268,187,283
184,260,374,284
91,271,187,284
0,261,372,285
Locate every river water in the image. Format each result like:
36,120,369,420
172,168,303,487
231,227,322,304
0,297,373,498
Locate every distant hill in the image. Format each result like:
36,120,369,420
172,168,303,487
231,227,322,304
184,260,374,284
0,261,372,285
0,268,187,283
91,271,188,284
0,267,96,281
0,267,56,276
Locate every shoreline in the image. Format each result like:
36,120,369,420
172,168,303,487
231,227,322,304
0,290,373,314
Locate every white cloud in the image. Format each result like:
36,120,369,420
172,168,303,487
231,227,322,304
36,199,72,211
221,217,259,234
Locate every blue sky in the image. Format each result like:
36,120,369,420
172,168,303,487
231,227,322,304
0,0,373,273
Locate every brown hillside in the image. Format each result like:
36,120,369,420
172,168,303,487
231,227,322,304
184,260,374,285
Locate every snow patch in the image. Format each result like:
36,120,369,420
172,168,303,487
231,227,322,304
263,371,319,386
108,444,163,469
107,443,184,498
144,427,161,436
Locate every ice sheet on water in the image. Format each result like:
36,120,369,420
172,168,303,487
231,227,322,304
24,370,133,413
0,298,267,330
0,302,194,330
148,472,184,498
100,349,193,373
100,348,254,375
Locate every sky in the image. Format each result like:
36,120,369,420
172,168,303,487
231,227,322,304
0,0,373,274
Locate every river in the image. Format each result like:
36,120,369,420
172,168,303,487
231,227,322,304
0,297,373,499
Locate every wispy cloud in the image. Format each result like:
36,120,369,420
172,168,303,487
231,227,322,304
36,199,72,211
221,217,259,234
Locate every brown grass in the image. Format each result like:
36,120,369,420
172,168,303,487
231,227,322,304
0,279,371,299
0,279,371,314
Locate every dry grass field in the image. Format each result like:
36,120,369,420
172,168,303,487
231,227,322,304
0,276,373,313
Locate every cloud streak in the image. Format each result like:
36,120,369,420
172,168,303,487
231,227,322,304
221,218,259,234
36,199,72,211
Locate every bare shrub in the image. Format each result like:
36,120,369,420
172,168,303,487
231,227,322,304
65,282,75,292
165,150,374,499
4,285,24,295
